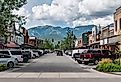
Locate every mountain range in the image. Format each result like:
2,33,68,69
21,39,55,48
28,25,95,41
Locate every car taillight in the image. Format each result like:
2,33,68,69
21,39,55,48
80,54,83,58
86,54,93,58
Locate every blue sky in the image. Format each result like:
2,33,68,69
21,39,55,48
15,0,121,29
25,0,52,12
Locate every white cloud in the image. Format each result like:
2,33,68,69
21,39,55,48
79,0,121,16
13,7,30,17
31,0,121,27
92,15,114,26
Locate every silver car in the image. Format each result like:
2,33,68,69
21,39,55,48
0,54,18,68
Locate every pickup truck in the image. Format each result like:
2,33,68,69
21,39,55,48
76,49,116,65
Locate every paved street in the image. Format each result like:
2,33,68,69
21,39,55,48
0,53,121,80
12,53,89,72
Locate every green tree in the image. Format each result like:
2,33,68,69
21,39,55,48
0,0,27,37
60,29,76,50
42,39,54,50
51,39,54,43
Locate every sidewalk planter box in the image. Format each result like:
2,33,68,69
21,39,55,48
96,59,121,72
0,64,7,72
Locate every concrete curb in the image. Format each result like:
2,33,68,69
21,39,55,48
91,68,121,76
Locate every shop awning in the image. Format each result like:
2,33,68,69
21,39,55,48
20,44,35,49
6,42,20,48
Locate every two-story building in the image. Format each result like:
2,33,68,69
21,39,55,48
29,36,37,47
82,31,92,48
75,38,83,48
100,24,113,50
114,6,121,51
89,25,101,49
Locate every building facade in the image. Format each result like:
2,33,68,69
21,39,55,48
100,24,111,50
82,31,92,48
75,38,83,48
29,36,37,47
114,6,121,51
90,25,101,49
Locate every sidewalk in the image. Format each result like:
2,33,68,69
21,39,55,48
0,72,121,78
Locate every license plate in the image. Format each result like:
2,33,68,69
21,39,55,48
75,55,79,57
84,59,89,61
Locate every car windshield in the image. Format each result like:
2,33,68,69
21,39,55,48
10,51,22,55
33,51,38,52
0,51,9,55
92,50,101,54
102,50,111,55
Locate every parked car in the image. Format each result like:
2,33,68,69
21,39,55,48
72,49,79,58
0,49,23,62
36,50,43,56
38,50,44,55
72,49,87,60
0,54,18,68
21,50,31,63
57,50,63,56
73,53,81,61
76,49,115,65
65,50,72,56
23,49,36,59
33,50,40,58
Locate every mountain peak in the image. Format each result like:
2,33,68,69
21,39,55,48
28,25,95,41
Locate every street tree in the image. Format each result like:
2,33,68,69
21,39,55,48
60,29,76,50
0,0,27,37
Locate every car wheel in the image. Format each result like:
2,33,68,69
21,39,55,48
77,60,82,64
74,57,77,61
23,57,28,63
84,61,89,65
7,62,14,68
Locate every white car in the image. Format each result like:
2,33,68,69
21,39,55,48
38,50,44,55
0,49,23,62
33,50,40,58
72,49,79,58
22,49,35,59
0,54,18,68
65,50,72,56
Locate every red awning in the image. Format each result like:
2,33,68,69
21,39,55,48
6,42,20,48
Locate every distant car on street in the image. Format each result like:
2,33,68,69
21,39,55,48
65,50,72,56
57,50,63,56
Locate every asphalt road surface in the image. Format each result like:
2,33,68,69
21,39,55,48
13,53,89,72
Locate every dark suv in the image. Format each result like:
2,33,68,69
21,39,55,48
76,49,115,65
